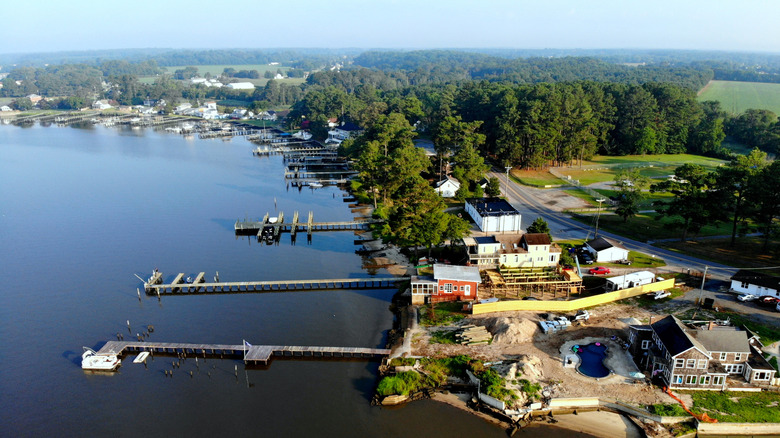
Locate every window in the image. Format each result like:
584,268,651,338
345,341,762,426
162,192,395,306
687,359,696,369
460,285,465,291
514,255,518,263
537,256,543,262
712,376,724,386
741,282,749,288
725,364,744,374
686,375,697,385
443,283,453,294
641,340,651,350
720,352,727,361
550,255,556,262
674,375,683,384
700,375,710,385
754,371,771,380
698,359,707,369
734,353,743,362
675,359,684,368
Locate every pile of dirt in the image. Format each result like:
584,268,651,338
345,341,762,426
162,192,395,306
482,316,538,344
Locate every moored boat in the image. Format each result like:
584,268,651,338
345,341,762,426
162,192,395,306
81,347,121,371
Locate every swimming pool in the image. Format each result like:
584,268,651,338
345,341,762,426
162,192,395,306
573,343,610,378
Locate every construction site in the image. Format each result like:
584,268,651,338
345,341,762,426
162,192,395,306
479,266,583,300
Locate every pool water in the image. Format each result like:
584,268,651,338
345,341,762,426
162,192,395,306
575,343,610,378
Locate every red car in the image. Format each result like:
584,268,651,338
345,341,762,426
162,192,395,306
588,266,611,275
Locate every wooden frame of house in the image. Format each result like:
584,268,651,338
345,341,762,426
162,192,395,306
411,264,481,305
629,315,775,390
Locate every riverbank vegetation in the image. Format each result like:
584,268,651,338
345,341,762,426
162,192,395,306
378,355,525,406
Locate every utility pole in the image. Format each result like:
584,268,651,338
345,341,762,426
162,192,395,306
504,166,512,197
697,266,708,307
594,198,605,239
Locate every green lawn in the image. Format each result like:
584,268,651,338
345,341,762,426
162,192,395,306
658,236,780,269
569,211,733,242
698,80,780,115
686,390,780,423
157,65,306,88
560,154,726,186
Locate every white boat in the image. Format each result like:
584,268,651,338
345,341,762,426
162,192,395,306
81,347,121,371
309,182,323,188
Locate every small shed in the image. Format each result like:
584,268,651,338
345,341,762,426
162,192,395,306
585,237,629,263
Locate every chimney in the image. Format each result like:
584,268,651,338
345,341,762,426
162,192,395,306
708,321,716,331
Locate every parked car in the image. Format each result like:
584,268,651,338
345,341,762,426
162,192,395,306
652,291,671,300
757,296,780,307
588,266,611,275
737,294,758,302
616,259,632,265
578,253,594,265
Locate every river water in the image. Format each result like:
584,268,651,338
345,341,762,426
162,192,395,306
0,122,587,437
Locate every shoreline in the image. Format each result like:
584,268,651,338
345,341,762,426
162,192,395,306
430,392,644,438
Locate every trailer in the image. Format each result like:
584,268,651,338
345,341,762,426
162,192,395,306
605,270,656,291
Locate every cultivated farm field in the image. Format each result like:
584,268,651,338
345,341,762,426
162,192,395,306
698,80,780,115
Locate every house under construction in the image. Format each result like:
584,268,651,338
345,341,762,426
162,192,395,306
479,266,583,300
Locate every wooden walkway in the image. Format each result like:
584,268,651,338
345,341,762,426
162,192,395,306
144,274,408,294
97,341,391,365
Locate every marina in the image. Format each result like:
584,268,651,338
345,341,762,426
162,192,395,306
97,341,391,366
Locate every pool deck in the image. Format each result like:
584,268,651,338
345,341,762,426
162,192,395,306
559,337,644,384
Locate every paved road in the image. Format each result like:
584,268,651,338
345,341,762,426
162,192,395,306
492,171,736,281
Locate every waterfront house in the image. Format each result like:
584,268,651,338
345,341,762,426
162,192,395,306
434,176,460,198
326,122,363,145
628,315,775,390
729,270,780,298
92,100,113,110
0,105,12,112
584,237,629,263
411,264,481,304
464,198,522,233
464,233,561,269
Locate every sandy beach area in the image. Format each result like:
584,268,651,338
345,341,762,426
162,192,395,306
431,393,643,438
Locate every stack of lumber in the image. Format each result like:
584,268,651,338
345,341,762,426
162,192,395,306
456,325,492,345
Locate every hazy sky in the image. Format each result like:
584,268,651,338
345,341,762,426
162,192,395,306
4,0,779,54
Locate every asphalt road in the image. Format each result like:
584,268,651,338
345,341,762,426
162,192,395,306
492,171,737,281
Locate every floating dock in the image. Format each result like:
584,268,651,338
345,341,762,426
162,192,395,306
143,274,407,295
97,341,391,365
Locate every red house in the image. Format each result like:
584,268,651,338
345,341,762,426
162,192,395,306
411,264,481,304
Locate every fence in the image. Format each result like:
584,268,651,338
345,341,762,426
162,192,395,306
471,278,675,314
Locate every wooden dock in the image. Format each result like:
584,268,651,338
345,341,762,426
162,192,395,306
234,210,382,241
96,341,391,365
144,274,407,294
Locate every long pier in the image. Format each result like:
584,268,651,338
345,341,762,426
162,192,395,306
97,341,390,365
143,273,407,295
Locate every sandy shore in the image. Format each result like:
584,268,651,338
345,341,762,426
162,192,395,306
431,393,643,438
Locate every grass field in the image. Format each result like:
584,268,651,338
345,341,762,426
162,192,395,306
698,80,780,115
149,65,306,88
570,211,733,242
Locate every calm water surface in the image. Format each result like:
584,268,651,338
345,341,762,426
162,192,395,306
0,123,584,437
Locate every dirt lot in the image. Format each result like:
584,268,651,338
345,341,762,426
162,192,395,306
411,302,686,408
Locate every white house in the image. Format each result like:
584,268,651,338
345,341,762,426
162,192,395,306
434,176,460,198
326,122,363,145
92,100,113,110
0,105,12,112
464,198,522,233
230,108,247,119
730,270,780,297
464,233,560,268
226,82,255,90
584,237,629,263
174,103,192,114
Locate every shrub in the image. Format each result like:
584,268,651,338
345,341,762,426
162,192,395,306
651,403,689,417
376,371,423,397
